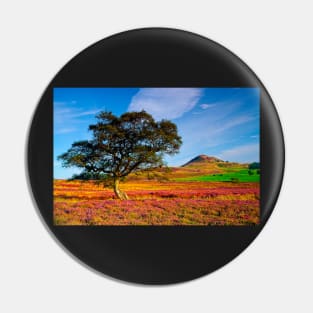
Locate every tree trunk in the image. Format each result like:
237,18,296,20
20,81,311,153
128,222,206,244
113,178,129,200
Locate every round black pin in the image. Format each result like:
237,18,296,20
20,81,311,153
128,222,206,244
27,28,284,284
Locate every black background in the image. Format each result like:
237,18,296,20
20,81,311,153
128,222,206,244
27,28,284,284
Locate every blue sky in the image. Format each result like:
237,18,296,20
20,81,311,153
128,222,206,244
54,87,260,179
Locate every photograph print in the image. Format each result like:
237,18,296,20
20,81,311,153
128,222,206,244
54,87,260,226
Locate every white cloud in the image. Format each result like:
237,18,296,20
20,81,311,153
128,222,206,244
55,100,77,105
218,144,259,163
73,109,102,117
54,105,104,135
200,103,216,109
212,115,255,135
54,108,73,115
54,106,103,125
55,127,77,134
128,88,203,120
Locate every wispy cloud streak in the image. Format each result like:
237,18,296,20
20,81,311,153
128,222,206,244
128,88,203,120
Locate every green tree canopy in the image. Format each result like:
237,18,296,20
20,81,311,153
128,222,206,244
58,110,182,199
249,162,260,170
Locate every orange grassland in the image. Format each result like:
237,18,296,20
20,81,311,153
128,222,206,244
54,179,260,226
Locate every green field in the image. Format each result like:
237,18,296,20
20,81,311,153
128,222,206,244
176,169,260,183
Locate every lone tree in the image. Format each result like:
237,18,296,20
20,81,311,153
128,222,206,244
58,111,182,200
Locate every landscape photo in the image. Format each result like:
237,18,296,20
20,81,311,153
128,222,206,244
54,87,260,226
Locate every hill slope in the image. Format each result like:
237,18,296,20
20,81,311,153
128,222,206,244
128,154,259,182
182,155,223,167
